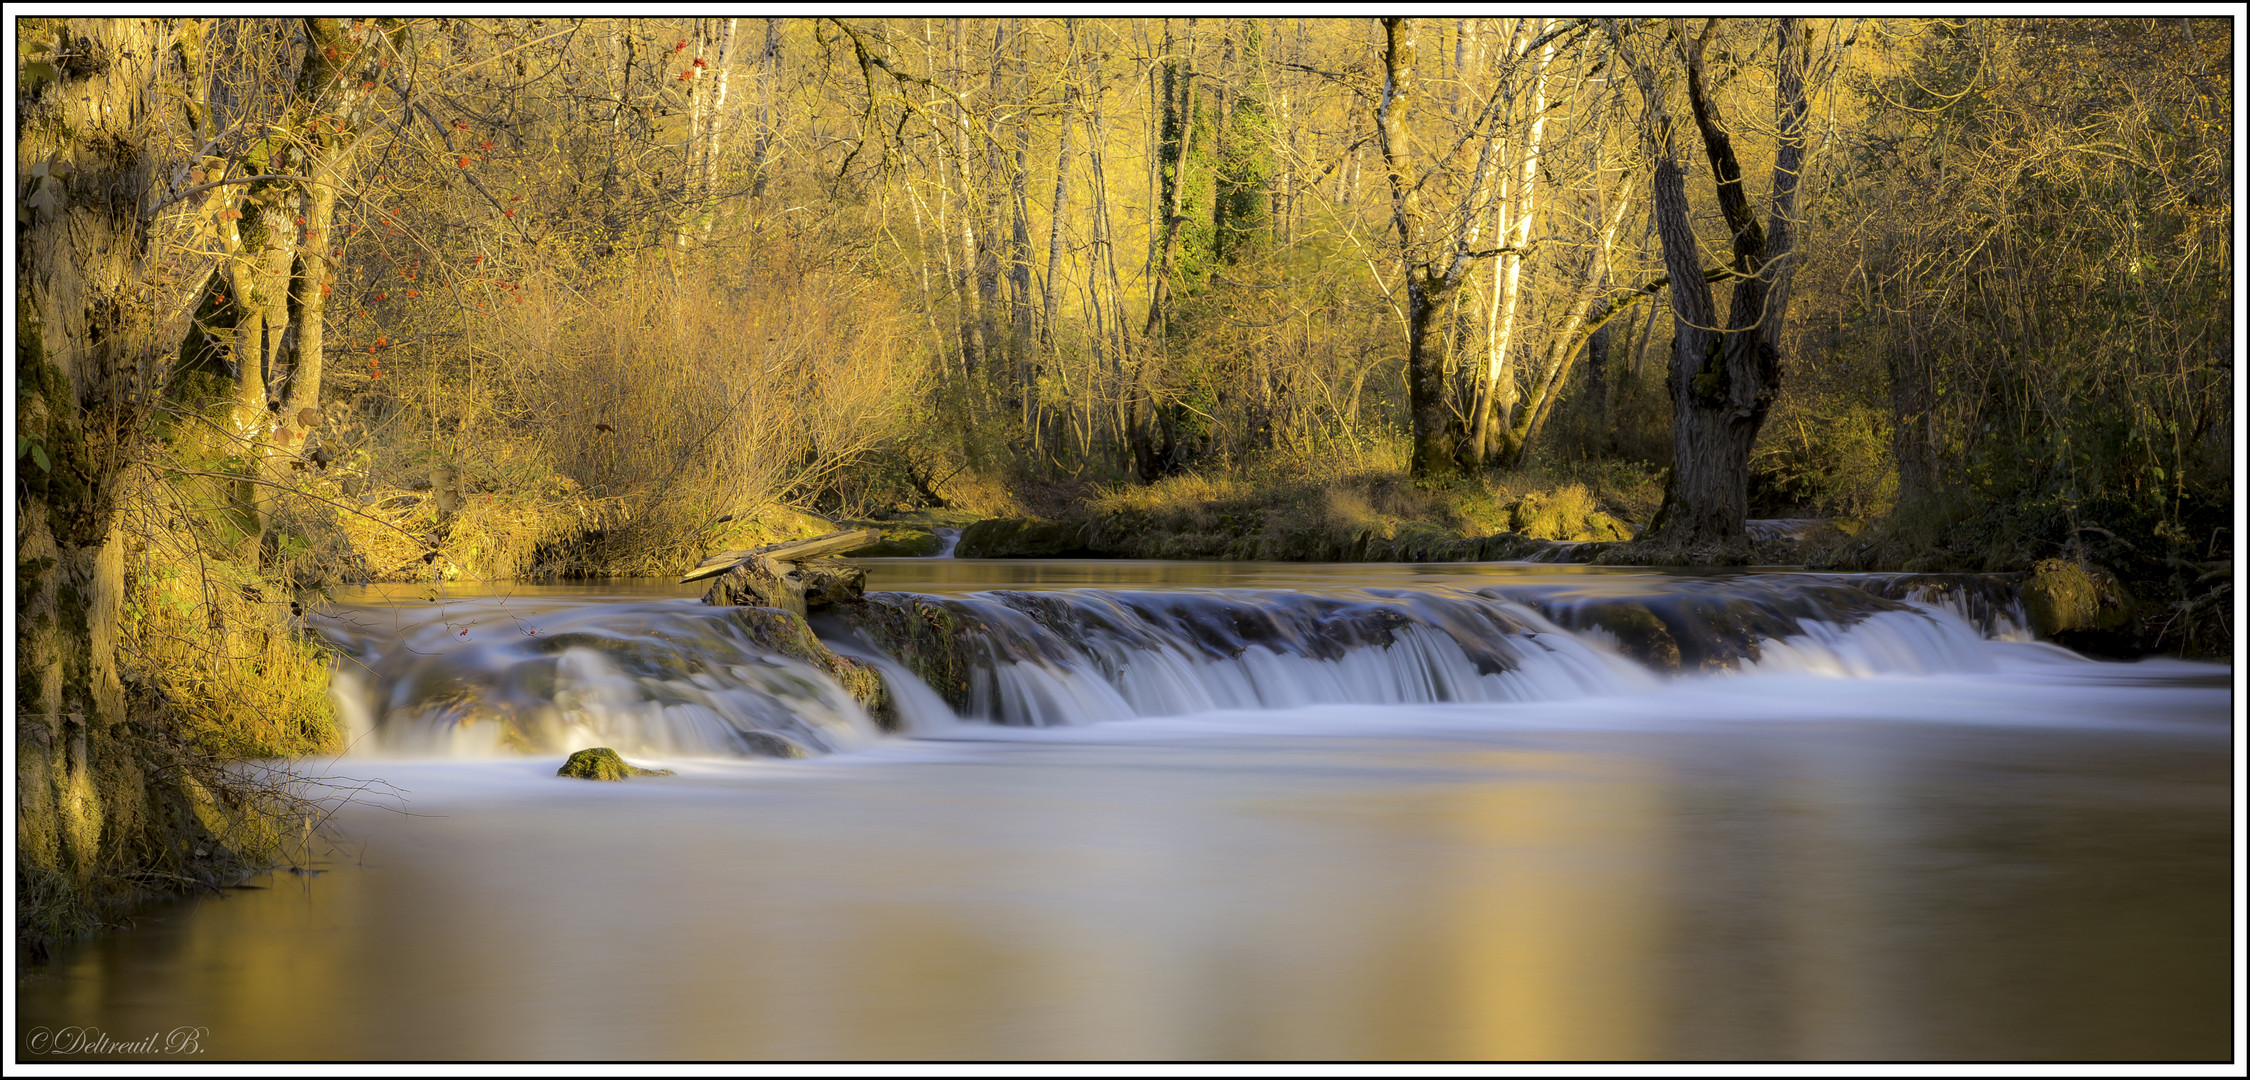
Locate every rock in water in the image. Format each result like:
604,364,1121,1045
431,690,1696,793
700,556,865,616
684,529,880,616
556,747,673,781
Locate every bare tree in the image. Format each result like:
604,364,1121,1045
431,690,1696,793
1374,17,1523,481
1611,17,1814,543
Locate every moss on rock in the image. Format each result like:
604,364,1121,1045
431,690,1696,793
856,528,943,557
835,594,982,711
828,655,894,729
728,606,894,725
1581,602,1684,673
955,517,1101,559
2021,558,2135,638
556,746,673,780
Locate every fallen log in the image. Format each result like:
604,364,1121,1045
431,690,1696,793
680,528,882,584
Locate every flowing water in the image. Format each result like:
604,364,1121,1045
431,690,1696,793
15,560,2235,1061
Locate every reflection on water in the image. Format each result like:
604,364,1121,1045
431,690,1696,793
329,558,1683,607
16,561,2235,1061
17,707,2229,1060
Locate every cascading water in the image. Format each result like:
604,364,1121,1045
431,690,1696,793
323,600,876,757
323,571,2094,757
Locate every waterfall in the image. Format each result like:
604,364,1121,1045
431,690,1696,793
325,573,2095,758
323,601,876,758
838,576,2062,727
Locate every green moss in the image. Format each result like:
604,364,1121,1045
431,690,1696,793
728,607,892,722
838,595,979,711
1581,603,1683,673
556,746,673,781
856,527,943,557
2021,558,2135,637
828,656,894,730
955,517,1097,558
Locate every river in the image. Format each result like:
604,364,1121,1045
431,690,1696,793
14,560,2234,1061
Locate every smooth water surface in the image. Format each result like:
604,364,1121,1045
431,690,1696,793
15,562,2235,1061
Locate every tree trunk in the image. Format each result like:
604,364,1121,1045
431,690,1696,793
947,20,989,374
1403,274,1462,479
1041,20,1078,354
1379,17,1510,482
1007,20,1036,397
974,21,1007,376
1468,20,1554,467
1144,18,1201,337
696,17,741,243
1083,58,1133,455
221,18,398,559
1618,18,1812,545
748,19,781,201
17,15,168,931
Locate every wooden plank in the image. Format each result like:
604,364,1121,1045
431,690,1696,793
678,528,882,583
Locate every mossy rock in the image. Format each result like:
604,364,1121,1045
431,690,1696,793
955,517,1101,558
557,747,673,781
1580,602,1684,673
829,655,895,730
2021,558,2135,638
856,528,943,558
730,606,893,720
837,594,991,712
1581,512,1634,542
731,607,836,668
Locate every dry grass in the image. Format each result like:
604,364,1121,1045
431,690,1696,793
299,245,929,581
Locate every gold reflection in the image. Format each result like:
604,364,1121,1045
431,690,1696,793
1434,752,1662,1060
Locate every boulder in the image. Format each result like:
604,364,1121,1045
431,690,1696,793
855,527,943,557
2021,558,2135,638
556,747,673,781
954,517,1101,558
728,607,897,730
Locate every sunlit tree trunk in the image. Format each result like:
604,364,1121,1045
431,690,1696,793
1041,20,1079,355
1468,19,1553,467
16,13,168,921
1378,18,1514,482
696,17,740,243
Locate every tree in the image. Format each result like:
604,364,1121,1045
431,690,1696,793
18,16,177,906
1611,17,1816,543
1374,17,1521,481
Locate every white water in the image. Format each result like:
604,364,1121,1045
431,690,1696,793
318,569,2098,755
323,599,876,758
